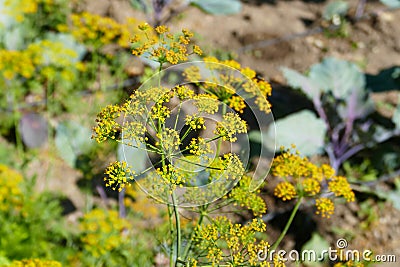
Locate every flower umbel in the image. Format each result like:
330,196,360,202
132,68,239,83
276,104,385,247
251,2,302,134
104,161,134,192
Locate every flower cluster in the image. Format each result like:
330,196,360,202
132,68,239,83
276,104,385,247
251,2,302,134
272,147,355,218
0,165,23,212
183,56,272,114
0,40,83,82
192,217,270,266
93,83,246,196
156,164,186,188
156,128,181,155
61,12,143,49
185,115,206,130
193,94,220,114
131,24,202,65
5,259,62,267
334,260,365,267
3,0,57,22
315,197,335,218
92,104,122,143
215,112,247,142
186,137,212,157
228,175,267,216
104,161,134,192
80,208,130,257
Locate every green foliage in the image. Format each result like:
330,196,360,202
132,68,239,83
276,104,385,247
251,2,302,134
189,0,242,15
254,109,327,156
343,160,378,183
393,96,400,129
55,121,95,167
0,165,73,262
323,1,349,21
301,233,330,265
380,0,400,8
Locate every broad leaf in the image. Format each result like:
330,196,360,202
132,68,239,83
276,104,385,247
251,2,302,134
281,67,321,100
301,233,330,265
3,25,25,50
380,0,400,8
337,87,374,120
309,57,365,99
189,0,242,15
323,1,349,20
19,113,48,148
55,121,94,167
265,110,326,156
387,179,400,211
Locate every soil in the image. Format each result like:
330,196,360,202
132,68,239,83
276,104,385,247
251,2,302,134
28,0,400,265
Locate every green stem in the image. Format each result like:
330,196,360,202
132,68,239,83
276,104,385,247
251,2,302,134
182,207,206,260
216,104,227,156
270,197,303,251
172,192,181,266
8,88,23,159
168,203,175,267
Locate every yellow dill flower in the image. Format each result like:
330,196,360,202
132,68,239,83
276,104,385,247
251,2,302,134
334,260,365,267
69,12,145,49
193,94,219,114
274,182,297,201
321,164,335,179
8,259,62,267
174,85,194,100
228,95,247,113
0,165,24,212
222,153,245,180
138,22,150,31
122,121,147,143
185,57,272,113
156,128,181,154
215,112,247,142
131,25,197,65
273,254,287,267
185,115,205,130
315,197,335,218
228,176,267,216
328,176,355,202
155,25,169,34
192,45,203,55
104,161,134,192
156,164,185,187
92,104,122,143
302,178,321,196
80,208,130,257
241,67,256,79
193,217,267,266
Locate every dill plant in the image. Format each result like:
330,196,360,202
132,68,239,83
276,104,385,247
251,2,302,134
93,24,355,266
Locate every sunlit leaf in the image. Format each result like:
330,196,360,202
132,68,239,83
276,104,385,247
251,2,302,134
189,0,242,15
281,67,321,100
323,1,349,20
264,110,327,156
380,0,400,8
301,233,330,265
55,121,94,166
19,112,48,148
309,57,365,99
